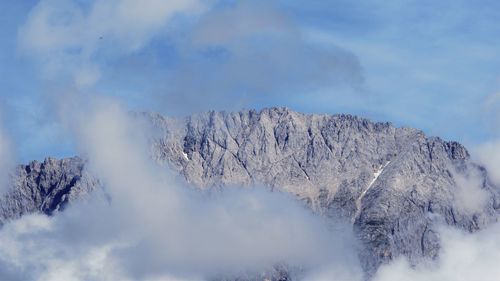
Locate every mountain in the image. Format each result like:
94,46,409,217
0,157,96,222
2,107,499,279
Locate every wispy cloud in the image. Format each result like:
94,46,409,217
474,141,500,186
0,118,14,196
450,167,491,213
18,0,205,87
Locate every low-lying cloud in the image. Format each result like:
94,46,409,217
451,167,490,213
372,222,500,281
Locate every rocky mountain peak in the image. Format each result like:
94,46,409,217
1,107,498,280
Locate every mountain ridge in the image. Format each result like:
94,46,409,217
1,107,499,280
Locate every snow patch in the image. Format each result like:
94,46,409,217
353,161,391,222
182,151,189,161
368,162,389,189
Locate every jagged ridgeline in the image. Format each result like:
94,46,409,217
2,107,499,279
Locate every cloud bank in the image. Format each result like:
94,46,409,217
450,167,490,213
17,0,364,115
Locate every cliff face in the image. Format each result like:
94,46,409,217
2,107,499,278
146,108,500,275
0,157,97,222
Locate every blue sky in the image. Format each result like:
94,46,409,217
0,0,499,162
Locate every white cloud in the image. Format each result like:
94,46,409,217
18,0,205,87
451,167,490,213
0,120,14,196
475,140,500,186
302,221,500,281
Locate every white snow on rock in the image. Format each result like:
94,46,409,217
353,161,391,222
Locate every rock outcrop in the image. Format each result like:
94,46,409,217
146,107,500,276
0,157,97,223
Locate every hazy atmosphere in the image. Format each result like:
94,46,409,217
0,1,499,281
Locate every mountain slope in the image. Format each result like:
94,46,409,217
146,107,500,275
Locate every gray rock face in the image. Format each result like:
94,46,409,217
0,157,98,223
2,107,499,279
145,107,500,277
